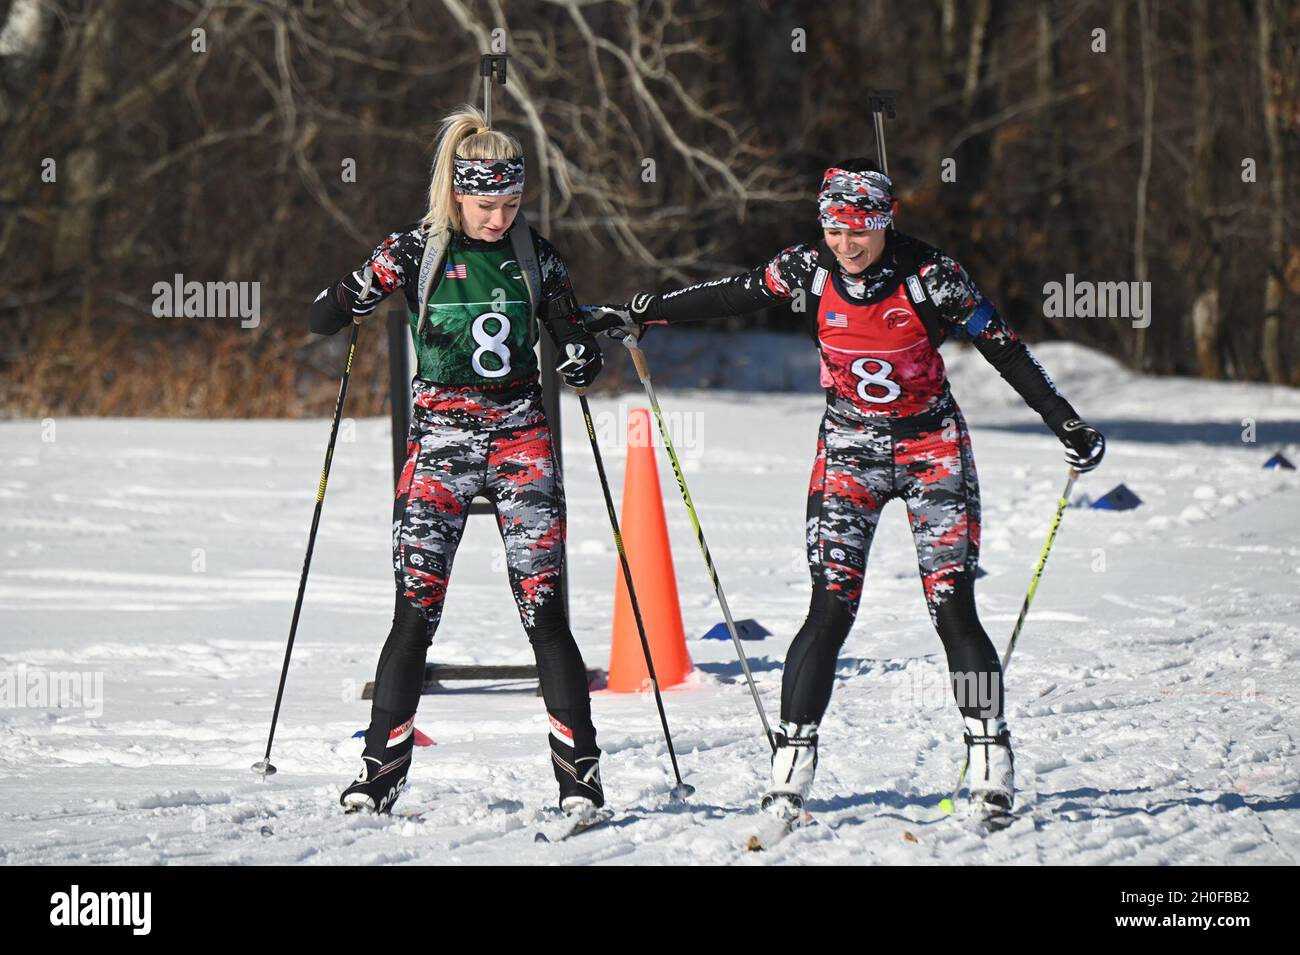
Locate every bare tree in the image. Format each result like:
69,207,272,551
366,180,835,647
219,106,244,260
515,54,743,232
0,0,53,129
1258,0,1287,384
1132,0,1157,370
3,0,1297,418
1189,0,1223,379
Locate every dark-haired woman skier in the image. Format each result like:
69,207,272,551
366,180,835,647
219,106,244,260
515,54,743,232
586,159,1104,824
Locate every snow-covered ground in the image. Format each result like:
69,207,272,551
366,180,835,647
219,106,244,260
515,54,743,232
2,341,1298,865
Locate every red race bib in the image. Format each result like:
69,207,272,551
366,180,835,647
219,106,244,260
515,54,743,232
816,278,948,417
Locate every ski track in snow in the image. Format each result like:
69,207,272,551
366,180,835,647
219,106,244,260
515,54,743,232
2,343,1298,865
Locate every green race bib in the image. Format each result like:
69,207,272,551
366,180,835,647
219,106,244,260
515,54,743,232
408,245,537,384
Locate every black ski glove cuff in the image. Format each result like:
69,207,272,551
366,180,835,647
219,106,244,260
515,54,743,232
539,289,580,328
627,292,661,324
1044,402,1082,440
541,290,605,388
308,285,352,336
582,302,650,342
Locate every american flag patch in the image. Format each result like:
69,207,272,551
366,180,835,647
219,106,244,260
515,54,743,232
444,263,468,279
825,311,848,328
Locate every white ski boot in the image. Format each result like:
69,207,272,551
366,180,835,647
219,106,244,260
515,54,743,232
964,716,1015,825
535,795,611,843
745,723,818,850
760,721,819,817
560,795,601,825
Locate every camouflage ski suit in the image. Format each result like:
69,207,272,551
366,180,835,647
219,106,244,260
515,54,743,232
635,231,1083,726
309,224,603,806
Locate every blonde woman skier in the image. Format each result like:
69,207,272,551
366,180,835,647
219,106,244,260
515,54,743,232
308,106,606,825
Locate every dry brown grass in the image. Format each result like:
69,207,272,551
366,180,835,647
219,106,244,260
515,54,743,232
0,309,634,419
1,310,388,419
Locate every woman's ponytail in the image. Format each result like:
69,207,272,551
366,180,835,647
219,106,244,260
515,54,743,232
421,105,524,237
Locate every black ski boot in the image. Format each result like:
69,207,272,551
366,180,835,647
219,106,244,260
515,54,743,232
340,710,415,815
548,711,604,813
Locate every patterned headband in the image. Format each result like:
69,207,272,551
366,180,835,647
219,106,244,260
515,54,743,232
453,157,525,195
817,167,893,230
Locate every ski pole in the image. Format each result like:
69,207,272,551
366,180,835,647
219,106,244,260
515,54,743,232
868,89,897,176
939,467,1079,812
620,339,776,753
253,289,368,778
573,385,695,800
1002,469,1081,671
480,53,507,128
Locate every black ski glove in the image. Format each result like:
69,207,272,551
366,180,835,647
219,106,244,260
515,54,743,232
308,266,382,335
541,290,605,389
1056,418,1106,473
556,340,603,389
582,302,647,342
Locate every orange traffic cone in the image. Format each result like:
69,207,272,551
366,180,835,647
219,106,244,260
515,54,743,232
607,408,692,692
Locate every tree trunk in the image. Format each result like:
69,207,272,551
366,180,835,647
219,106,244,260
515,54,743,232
0,0,54,131
1189,0,1223,378
962,0,993,115
1132,0,1157,370
1258,0,1286,384
1191,289,1223,378
52,1,117,275
1033,2,1064,342
941,0,957,66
